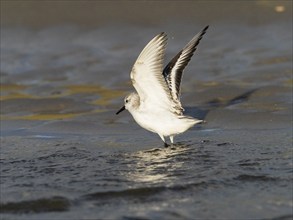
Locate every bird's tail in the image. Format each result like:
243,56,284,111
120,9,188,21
181,115,204,126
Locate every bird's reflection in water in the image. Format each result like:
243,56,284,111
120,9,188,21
125,143,193,184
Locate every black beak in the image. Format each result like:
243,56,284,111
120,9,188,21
116,106,125,115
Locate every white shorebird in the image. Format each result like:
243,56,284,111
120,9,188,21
116,26,209,146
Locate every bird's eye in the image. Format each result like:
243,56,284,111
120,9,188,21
126,100,129,103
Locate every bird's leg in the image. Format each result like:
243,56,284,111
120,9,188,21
169,136,174,144
159,134,169,148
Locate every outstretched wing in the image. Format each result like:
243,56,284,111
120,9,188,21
163,25,209,110
130,33,182,114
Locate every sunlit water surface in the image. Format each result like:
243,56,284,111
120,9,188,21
0,5,292,219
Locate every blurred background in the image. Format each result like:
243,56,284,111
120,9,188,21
1,1,292,220
1,1,291,27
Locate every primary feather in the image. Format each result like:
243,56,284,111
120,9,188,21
130,32,182,114
163,25,209,112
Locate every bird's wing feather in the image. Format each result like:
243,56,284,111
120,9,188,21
130,33,182,114
163,25,209,109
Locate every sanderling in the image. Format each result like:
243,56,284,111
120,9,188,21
116,26,209,146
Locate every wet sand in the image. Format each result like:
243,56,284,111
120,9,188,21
1,1,292,219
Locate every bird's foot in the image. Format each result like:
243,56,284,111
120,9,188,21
164,142,170,148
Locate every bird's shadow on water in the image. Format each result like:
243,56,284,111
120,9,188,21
133,89,258,151
184,89,258,121
144,141,193,152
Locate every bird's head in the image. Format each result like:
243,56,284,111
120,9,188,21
116,92,140,115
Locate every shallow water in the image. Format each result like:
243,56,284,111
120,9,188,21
1,1,292,219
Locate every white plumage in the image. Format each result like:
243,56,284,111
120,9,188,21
116,26,209,146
